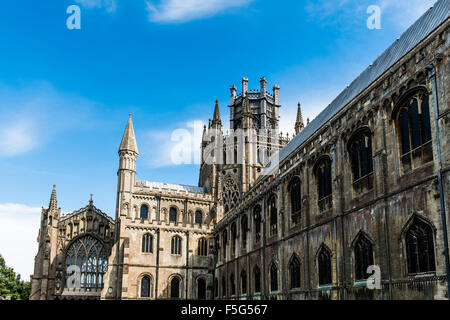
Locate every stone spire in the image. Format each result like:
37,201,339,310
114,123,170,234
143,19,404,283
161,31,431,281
295,102,304,135
211,99,222,127
119,114,139,154
49,185,57,212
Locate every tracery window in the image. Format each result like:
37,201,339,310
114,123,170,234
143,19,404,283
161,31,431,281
197,237,208,256
140,276,152,298
222,176,240,214
396,91,433,171
315,157,332,212
169,207,178,223
195,210,203,226
142,233,153,253
349,131,373,181
406,217,436,274
253,205,262,244
171,236,182,255
65,235,108,289
254,265,261,293
354,234,374,280
268,195,277,236
240,270,247,295
289,255,301,289
270,263,278,292
318,246,332,286
140,204,149,220
289,177,301,226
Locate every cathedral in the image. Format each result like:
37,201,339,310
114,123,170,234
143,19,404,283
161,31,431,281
30,1,450,300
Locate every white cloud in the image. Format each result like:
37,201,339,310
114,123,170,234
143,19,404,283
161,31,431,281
0,122,37,157
0,203,42,280
145,0,253,23
305,0,436,30
74,0,117,13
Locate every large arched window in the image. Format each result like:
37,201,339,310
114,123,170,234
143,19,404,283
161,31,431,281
170,276,181,299
140,276,151,298
240,270,247,295
349,130,373,181
354,233,374,280
253,205,262,244
197,237,208,256
142,233,153,253
406,217,436,274
269,263,278,292
195,210,203,226
169,207,178,223
171,236,182,255
222,176,240,214
197,278,207,300
140,204,149,220
254,265,261,293
289,255,301,289
289,177,301,226
65,235,108,289
395,90,433,171
241,215,248,250
318,245,332,286
268,195,277,236
230,273,236,296
315,157,332,212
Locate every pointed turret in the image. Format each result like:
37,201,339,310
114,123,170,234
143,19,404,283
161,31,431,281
295,102,304,135
49,184,57,212
211,100,222,128
119,114,139,155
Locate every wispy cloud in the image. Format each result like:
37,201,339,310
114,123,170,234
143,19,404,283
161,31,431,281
74,0,117,13
145,0,253,23
305,0,436,29
0,203,42,280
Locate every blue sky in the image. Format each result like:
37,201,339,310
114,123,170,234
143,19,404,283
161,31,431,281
0,0,437,278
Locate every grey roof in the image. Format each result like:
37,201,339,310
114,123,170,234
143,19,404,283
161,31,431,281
136,180,206,194
262,0,449,177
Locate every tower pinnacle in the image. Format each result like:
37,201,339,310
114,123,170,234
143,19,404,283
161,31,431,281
295,102,304,135
119,114,139,154
212,99,222,127
49,185,57,211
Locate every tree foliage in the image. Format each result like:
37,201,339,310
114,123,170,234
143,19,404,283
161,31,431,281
0,254,31,300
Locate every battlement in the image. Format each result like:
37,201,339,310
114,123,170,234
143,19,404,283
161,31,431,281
135,180,212,200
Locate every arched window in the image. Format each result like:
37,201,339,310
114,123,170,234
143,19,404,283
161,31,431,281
268,195,277,236
406,217,436,274
222,176,240,214
254,265,261,293
289,177,301,226
65,235,108,289
253,205,262,244
289,255,301,289
170,276,180,299
231,222,237,255
142,233,153,253
241,215,248,249
171,236,182,255
240,270,247,295
318,246,332,286
195,210,203,226
315,157,332,212
140,204,149,220
221,276,226,298
197,237,208,256
270,263,278,292
354,233,374,280
395,91,433,171
222,229,227,260
140,276,151,298
230,273,236,296
197,278,206,300
349,131,373,181
169,207,178,223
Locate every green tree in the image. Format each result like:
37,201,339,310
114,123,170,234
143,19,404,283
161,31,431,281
0,254,31,300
